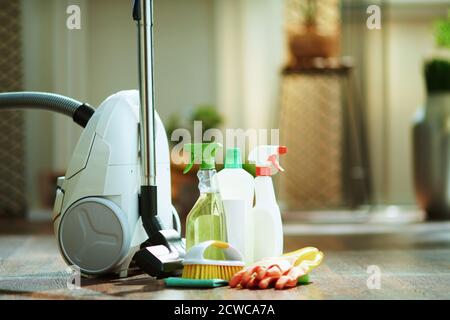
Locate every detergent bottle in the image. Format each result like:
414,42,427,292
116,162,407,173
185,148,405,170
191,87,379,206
248,145,287,261
216,148,255,264
184,143,227,259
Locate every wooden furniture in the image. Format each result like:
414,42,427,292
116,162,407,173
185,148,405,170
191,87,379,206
278,59,371,211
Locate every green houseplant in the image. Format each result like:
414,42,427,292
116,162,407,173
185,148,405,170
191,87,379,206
424,58,450,93
166,105,223,146
189,105,223,134
413,11,450,220
434,13,450,48
424,12,450,92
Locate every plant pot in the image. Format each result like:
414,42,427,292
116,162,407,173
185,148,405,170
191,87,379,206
413,93,450,220
288,24,340,68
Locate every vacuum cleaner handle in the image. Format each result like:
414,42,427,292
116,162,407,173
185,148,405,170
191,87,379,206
133,0,162,235
133,0,185,278
134,0,157,189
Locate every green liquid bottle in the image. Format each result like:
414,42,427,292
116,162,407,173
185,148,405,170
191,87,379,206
184,143,227,260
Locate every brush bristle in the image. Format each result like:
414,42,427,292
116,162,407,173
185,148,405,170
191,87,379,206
182,264,244,281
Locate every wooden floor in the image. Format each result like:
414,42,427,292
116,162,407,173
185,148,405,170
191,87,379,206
1,219,450,299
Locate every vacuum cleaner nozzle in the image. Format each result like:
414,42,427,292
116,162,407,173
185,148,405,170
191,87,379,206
134,230,185,278
136,185,185,278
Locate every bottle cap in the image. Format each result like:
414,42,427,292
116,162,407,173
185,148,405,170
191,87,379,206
278,146,288,155
256,167,272,176
224,148,243,169
183,143,222,174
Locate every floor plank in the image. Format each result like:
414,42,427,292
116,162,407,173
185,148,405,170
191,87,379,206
1,220,450,299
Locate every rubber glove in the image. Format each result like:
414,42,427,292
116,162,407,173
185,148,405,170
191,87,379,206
229,247,323,290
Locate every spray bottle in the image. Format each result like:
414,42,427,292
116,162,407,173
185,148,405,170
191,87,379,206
183,143,227,260
248,145,288,261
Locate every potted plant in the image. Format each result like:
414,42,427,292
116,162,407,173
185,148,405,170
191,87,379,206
413,12,450,220
288,0,340,68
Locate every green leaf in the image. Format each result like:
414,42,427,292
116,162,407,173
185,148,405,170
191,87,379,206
434,10,450,48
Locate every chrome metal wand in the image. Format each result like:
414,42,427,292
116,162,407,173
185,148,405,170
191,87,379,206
133,0,161,235
134,0,157,188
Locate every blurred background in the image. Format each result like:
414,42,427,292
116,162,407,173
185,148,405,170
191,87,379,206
1,0,450,225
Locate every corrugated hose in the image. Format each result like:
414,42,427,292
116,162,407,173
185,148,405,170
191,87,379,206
0,91,95,127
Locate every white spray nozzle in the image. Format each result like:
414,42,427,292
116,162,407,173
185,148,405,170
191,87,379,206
248,145,287,175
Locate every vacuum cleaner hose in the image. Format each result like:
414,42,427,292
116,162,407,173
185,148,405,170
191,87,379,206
0,92,95,127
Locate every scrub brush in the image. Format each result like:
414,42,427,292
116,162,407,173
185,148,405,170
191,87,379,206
164,241,244,288
182,240,245,281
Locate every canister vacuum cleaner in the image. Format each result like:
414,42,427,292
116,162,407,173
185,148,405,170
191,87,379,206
0,0,185,278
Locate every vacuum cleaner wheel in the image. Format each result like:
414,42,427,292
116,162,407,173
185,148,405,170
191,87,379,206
58,197,131,275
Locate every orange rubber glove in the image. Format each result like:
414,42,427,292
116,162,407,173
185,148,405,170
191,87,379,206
229,259,308,289
229,248,323,290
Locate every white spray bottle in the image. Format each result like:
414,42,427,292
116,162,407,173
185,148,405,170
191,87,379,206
248,145,287,261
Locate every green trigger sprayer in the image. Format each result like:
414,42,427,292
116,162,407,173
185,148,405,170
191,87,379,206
183,143,221,174
183,143,227,260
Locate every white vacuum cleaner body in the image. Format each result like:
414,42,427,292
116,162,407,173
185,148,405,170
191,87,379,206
52,90,177,277
0,1,185,279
